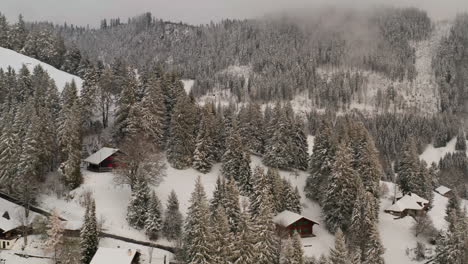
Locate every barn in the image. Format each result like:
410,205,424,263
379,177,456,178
273,210,318,238
84,147,120,172
384,193,429,218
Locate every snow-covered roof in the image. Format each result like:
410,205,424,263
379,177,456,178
90,247,138,264
84,147,119,165
385,193,428,212
435,186,452,195
0,197,40,233
273,210,318,227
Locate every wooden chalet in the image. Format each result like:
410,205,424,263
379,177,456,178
384,193,429,218
0,195,41,249
435,186,453,198
90,248,140,264
273,210,318,238
84,147,120,172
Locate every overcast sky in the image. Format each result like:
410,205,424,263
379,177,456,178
2,0,468,27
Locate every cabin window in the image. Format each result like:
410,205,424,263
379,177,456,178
2,211,9,220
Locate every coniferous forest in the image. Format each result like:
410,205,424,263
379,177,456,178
0,4,467,264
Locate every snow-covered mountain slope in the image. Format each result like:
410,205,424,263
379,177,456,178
0,47,83,92
35,136,467,264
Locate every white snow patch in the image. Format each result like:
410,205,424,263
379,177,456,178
419,137,467,165
0,47,83,92
181,79,194,94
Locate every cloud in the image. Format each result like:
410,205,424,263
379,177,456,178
2,0,468,26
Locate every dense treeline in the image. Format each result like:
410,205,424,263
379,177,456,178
0,12,87,76
433,14,468,113
47,8,431,105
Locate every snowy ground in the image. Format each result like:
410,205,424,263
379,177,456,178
5,133,467,264
0,47,83,92
419,137,468,166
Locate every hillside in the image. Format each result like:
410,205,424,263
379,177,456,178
10,139,461,264
0,47,83,92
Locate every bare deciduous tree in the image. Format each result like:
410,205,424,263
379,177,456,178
115,136,166,190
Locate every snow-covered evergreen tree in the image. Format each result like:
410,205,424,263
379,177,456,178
329,229,350,264
252,192,279,264
210,176,226,213
114,68,138,141
60,102,82,189
80,200,98,264
455,131,466,151
232,209,256,264
292,231,305,264
193,107,216,173
221,123,252,195
225,178,242,233
305,121,337,203
45,209,65,263
145,191,163,240
322,142,361,233
162,190,183,241
211,206,234,264
184,176,214,264
167,94,198,169
396,138,420,195
127,177,150,229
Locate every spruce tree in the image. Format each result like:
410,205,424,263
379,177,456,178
127,177,150,229
250,166,269,218
267,168,284,213
184,176,214,264
210,176,226,213
139,76,166,147
305,121,337,203
145,191,163,240
225,178,242,233
396,138,420,195
80,200,98,264
455,131,466,151
232,209,256,264
263,108,293,170
221,123,252,195
322,142,361,233
193,107,215,173
114,68,138,141
329,229,350,264
60,103,82,189
211,206,234,264
292,231,305,264
167,95,198,169
162,190,183,240
253,192,279,264
45,210,65,263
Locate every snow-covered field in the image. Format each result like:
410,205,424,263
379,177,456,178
419,137,468,165
0,47,83,92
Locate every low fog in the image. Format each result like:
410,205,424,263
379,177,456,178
2,0,468,26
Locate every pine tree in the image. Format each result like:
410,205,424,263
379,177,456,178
263,107,293,170
211,206,234,264
221,123,252,195
167,95,198,169
138,76,166,147
290,118,309,171
193,107,216,173
396,138,420,195
127,177,150,229
250,166,269,218
210,176,226,213
292,231,305,264
45,210,65,264
282,179,302,214
281,236,296,264
305,121,337,203
80,200,98,264
455,131,466,151
361,222,385,264
0,109,20,192
225,178,242,233
8,14,27,52
0,14,9,48
232,209,256,264
329,229,350,264
114,68,138,141
253,192,279,264
238,103,265,154
267,168,284,213
322,142,361,233
162,190,183,240
145,191,163,240
60,103,82,189
435,215,467,264
184,176,214,264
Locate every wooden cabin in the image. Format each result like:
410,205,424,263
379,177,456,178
273,210,318,238
384,193,429,218
84,147,120,172
435,186,453,198
90,248,140,264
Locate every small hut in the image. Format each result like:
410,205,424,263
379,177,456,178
84,147,120,172
435,186,453,198
273,210,318,238
90,248,140,264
